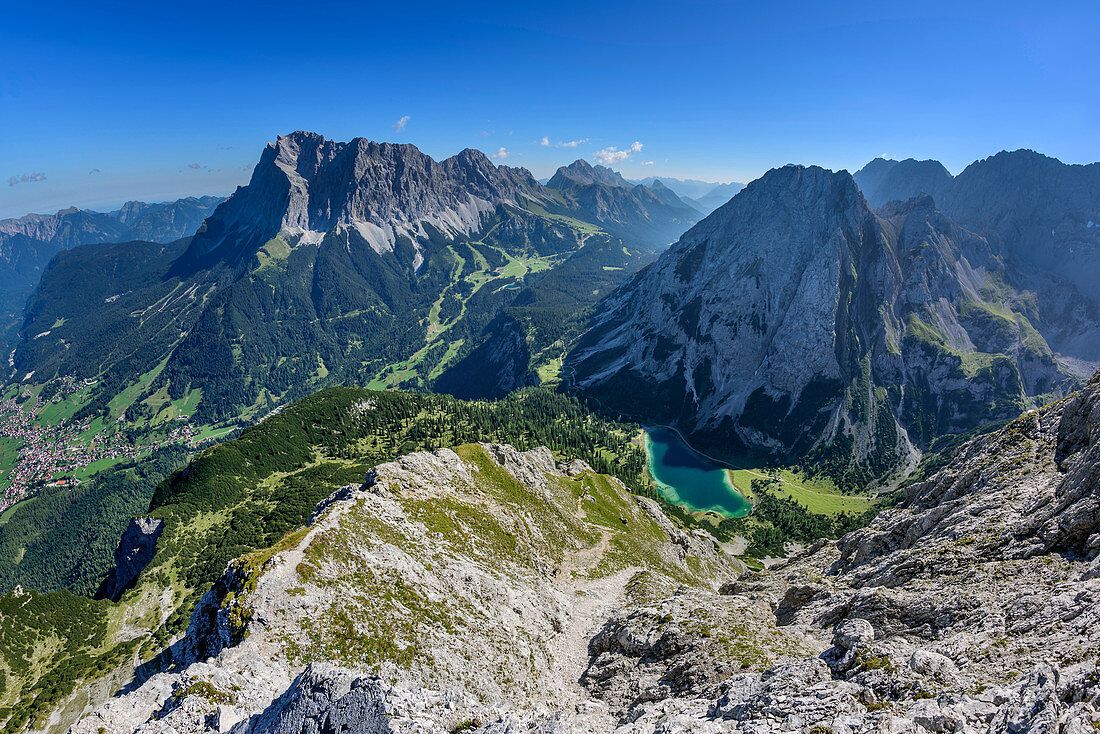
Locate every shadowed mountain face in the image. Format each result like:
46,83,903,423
569,164,1089,485
11,133,701,422
853,158,953,208
940,150,1100,307
854,150,1100,366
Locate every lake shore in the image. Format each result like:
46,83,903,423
643,425,751,518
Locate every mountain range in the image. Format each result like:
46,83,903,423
0,196,224,351
569,151,1100,485
2,133,1100,733
10,133,701,424
0,196,223,293
627,175,747,213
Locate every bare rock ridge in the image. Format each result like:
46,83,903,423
183,133,701,273
184,132,546,267
568,162,1095,481
72,442,745,733
73,373,1100,732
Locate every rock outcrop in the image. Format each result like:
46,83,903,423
68,375,1100,732
98,516,164,602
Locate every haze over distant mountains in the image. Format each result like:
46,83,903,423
625,176,748,214
0,196,223,294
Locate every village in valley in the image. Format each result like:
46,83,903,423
0,375,213,512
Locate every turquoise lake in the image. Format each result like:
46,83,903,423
644,427,751,517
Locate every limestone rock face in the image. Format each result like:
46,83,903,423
185,132,545,267
99,516,164,602
231,664,390,734
568,164,1084,478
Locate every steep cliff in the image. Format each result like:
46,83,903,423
569,166,1081,482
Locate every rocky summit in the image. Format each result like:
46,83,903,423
568,163,1093,482
66,372,1100,733
853,158,954,209
182,132,547,269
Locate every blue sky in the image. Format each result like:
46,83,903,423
2,0,1097,218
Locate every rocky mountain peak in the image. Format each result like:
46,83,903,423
547,159,632,190
184,131,544,266
853,157,954,209
569,161,1079,482
685,164,873,247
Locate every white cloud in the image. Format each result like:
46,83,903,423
594,141,643,166
393,115,411,131
639,161,654,166
8,172,46,186
491,147,509,159
541,136,588,148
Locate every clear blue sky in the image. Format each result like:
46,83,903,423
2,0,1097,218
